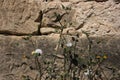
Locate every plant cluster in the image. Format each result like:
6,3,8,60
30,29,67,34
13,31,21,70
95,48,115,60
22,5,120,80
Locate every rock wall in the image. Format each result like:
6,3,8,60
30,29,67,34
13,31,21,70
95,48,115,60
0,0,120,35
0,0,120,79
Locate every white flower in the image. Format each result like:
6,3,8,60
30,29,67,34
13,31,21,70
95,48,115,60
35,49,43,55
66,42,72,47
84,69,92,76
32,49,43,56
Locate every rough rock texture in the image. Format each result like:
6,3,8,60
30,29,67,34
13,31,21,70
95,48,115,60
0,0,120,79
0,35,58,80
40,27,56,34
0,34,120,79
0,0,120,35
0,0,41,35
41,1,120,36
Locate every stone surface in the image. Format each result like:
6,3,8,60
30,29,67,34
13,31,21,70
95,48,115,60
0,34,120,79
0,0,41,35
40,27,56,34
0,35,58,80
0,0,120,36
71,1,120,36
41,1,120,36
0,0,120,79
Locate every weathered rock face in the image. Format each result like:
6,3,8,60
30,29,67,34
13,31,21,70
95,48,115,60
0,34,120,79
75,1,120,36
0,35,59,80
0,0,120,79
41,1,120,36
0,0,120,35
0,0,41,35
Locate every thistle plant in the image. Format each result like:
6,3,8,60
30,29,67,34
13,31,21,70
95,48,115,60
32,49,43,80
21,4,120,80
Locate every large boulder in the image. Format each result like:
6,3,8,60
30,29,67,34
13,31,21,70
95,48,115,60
41,1,120,36
0,0,41,35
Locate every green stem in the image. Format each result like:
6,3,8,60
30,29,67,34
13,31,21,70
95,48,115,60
35,56,42,80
